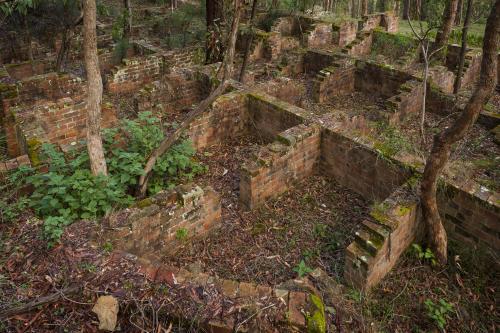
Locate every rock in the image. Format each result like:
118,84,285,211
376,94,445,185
92,295,119,332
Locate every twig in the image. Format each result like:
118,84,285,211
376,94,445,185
235,303,276,332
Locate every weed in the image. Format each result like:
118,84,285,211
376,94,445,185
102,242,113,253
412,243,437,266
293,260,313,278
424,298,454,330
175,228,189,241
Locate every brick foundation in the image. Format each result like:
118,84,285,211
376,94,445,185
108,184,222,261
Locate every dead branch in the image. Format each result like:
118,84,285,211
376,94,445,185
136,0,243,197
0,286,81,320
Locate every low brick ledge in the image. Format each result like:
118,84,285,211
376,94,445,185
109,251,326,332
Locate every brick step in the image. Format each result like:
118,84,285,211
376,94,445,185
347,241,374,270
354,220,388,256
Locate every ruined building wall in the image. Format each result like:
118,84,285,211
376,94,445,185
240,124,321,209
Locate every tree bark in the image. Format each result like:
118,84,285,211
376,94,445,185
137,0,243,197
55,14,83,73
361,0,368,15
239,0,258,83
123,0,132,39
83,0,107,176
433,0,459,52
420,0,499,265
453,0,473,93
402,0,409,19
455,0,463,25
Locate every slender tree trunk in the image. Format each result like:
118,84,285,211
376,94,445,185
361,0,368,15
137,0,243,197
56,29,71,72
453,0,473,93
395,0,400,16
420,0,499,265
83,0,107,176
56,14,83,73
239,0,258,83
433,0,459,52
421,39,429,146
455,0,463,25
402,0,409,19
123,0,132,39
23,16,33,62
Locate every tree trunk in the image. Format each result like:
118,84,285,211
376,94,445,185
395,0,400,16
123,0,132,39
420,39,429,147
56,29,72,72
137,0,243,197
206,0,224,63
56,14,83,73
239,0,258,83
453,0,473,93
420,0,499,265
433,0,459,52
455,0,463,25
23,16,33,62
361,0,368,15
402,0,409,19
83,0,107,176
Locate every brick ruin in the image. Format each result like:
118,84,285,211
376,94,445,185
1,7,499,331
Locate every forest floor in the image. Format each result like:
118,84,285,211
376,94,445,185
167,137,371,285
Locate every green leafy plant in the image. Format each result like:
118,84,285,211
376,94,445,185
424,298,454,330
293,260,313,277
175,228,189,241
412,243,437,266
10,112,204,245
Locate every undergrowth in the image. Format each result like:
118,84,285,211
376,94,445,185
1,112,204,245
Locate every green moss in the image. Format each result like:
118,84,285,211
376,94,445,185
396,205,412,216
27,138,43,167
306,294,326,333
136,198,153,209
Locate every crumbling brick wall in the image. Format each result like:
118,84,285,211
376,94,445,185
108,185,222,261
106,55,162,94
188,91,249,149
320,127,412,202
354,61,413,98
247,93,308,142
438,180,500,253
332,21,358,47
312,59,356,103
240,124,321,209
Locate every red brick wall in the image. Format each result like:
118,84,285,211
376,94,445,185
240,124,321,209
188,91,249,149
108,185,221,260
438,180,500,253
332,21,358,47
320,127,412,202
312,60,356,103
354,61,413,98
247,93,306,142
106,55,162,94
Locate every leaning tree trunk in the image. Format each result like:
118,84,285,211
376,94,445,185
137,0,243,197
420,0,499,265
433,0,459,52
83,0,107,176
453,0,473,93
239,0,258,83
